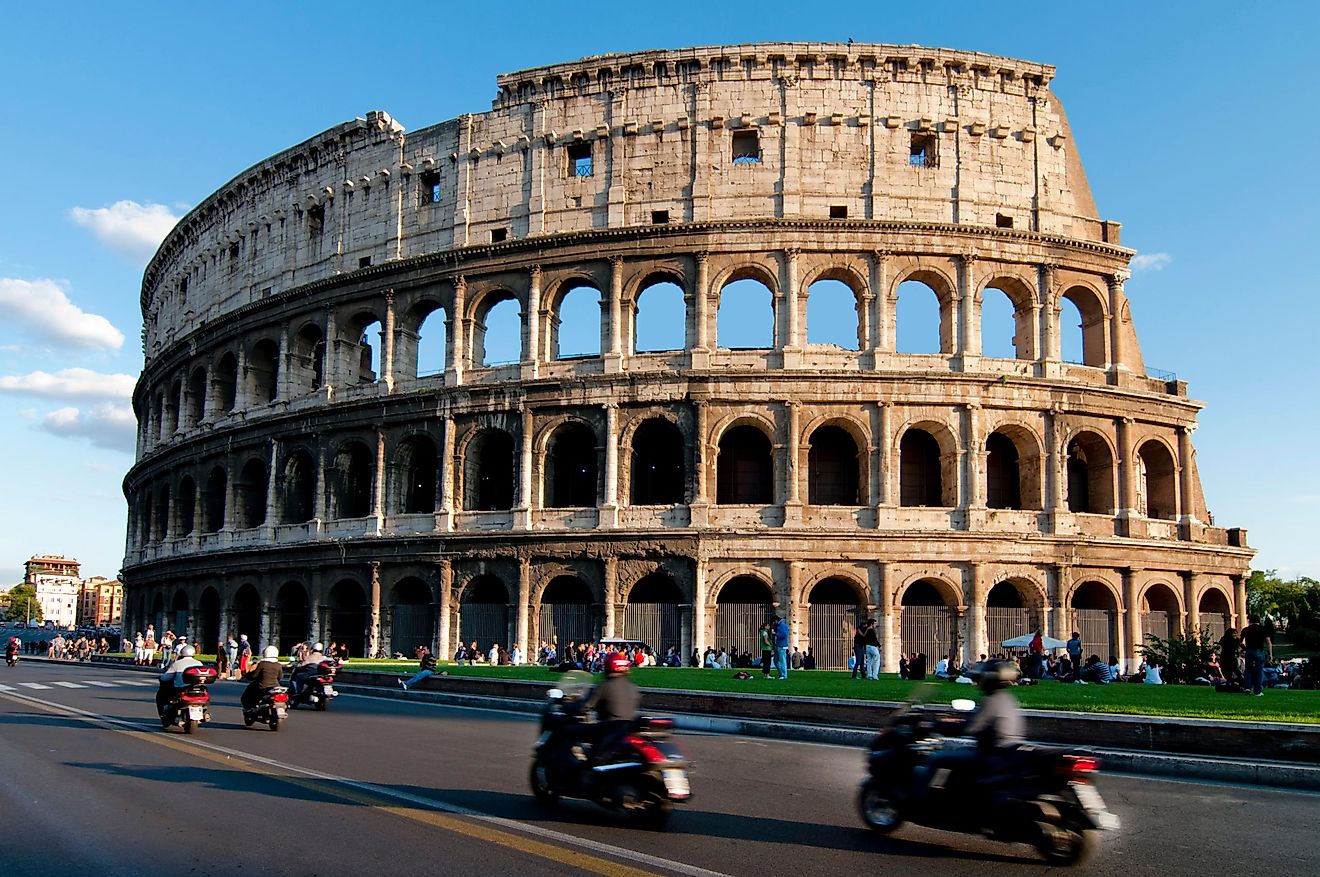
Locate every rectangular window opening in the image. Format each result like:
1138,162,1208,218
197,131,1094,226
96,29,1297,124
419,170,441,205
996,213,1014,229
909,132,937,168
651,210,670,225
490,228,508,243
307,205,325,237
358,256,372,269
731,130,761,163
567,141,593,177
829,205,848,219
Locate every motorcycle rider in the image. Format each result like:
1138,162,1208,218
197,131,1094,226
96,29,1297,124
242,645,285,714
156,644,203,717
290,641,328,697
583,652,641,762
925,659,1024,792
5,637,19,665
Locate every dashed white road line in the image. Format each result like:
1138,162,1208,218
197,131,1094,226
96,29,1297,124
81,680,118,687
18,682,52,689
52,681,87,688
114,679,153,686
0,683,14,692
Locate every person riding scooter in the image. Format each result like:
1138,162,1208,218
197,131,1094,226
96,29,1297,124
290,641,328,696
583,652,641,761
924,659,1024,792
5,637,19,666
157,644,203,716
242,645,285,713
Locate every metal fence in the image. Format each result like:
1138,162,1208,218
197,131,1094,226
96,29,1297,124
622,603,681,654
390,604,435,656
714,603,773,655
1142,610,1173,644
986,608,1040,653
808,603,859,669
458,602,508,655
1200,613,1227,642
1076,608,1117,659
538,603,599,650
899,606,957,665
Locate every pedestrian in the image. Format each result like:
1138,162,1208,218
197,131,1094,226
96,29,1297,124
133,631,146,665
224,635,240,679
771,615,789,680
899,652,909,680
1066,631,1083,678
863,619,881,680
791,646,802,670
1240,615,1273,696
215,641,230,678
851,622,867,679
238,634,252,676
758,623,774,678
1218,627,1242,686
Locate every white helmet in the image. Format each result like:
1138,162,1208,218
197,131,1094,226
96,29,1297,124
312,642,324,652
180,645,196,658
263,645,279,659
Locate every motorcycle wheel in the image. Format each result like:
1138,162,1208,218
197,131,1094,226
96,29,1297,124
269,715,280,732
315,697,328,712
1035,821,1097,866
858,779,903,834
529,758,559,807
243,713,255,727
182,715,196,735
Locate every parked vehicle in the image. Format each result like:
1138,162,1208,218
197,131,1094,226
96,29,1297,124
529,671,690,828
288,659,339,711
858,696,1118,865
242,686,290,731
160,665,218,734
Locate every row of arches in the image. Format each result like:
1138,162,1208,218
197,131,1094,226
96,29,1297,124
126,568,1237,672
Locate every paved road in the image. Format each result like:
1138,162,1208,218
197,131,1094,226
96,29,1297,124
1,661,1316,876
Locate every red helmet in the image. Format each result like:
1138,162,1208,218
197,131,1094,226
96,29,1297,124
605,653,632,676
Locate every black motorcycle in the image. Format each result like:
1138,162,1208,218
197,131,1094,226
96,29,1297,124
858,696,1118,865
5,650,18,668
160,665,218,734
529,671,691,828
288,659,339,711
242,685,290,731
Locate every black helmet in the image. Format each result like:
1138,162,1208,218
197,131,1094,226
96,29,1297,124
971,659,1020,694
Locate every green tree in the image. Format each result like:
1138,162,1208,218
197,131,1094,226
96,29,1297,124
1138,629,1217,684
4,585,43,623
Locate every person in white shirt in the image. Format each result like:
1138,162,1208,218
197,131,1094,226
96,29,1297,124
488,643,500,665
1144,660,1164,684
510,644,523,665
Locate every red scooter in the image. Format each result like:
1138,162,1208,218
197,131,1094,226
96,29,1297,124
160,665,219,733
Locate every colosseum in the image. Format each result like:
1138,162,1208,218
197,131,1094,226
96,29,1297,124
122,42,1252,671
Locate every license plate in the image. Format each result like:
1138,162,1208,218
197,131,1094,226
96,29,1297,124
187,705,205,720
662,768,690,798
275,707,287,718
323,686,336,696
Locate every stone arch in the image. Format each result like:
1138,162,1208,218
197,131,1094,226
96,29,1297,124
804,267,864,350
276,581,311,654
545,419,599,508
628,416,687,505
715,265,777,350
392,433,438,515
185,365,207,427
898,577,959,671
536,575,600,649
328,440,373,519
202,465,227,533
289,320,325,394
280,448,317,524
246,337,280,404
327,578,368,659
234,456,268,529
1140,580,1183,644
1197,584,1233,640
547,279,603,359
165,377,182,434
1066,429,1116,514
458,574,510,654
389,576,435,656
196,587,221,654
985,577,1045,651
471,288,522,367
461,427,516,511
214,351,238,413
623,572,683,653
1059,283,1109,368
804,575,866,670
897,420,959,507
1137,438,1178,520
168,588,190,638
154,482,171,541
175,474,196,535
807,421,863,506
631,270,687,354
985,422,1043,511
715,420,774,504
1069,580,1119,660
893,266,957,355
712,574,775,657
341,309,385,384
978,273,1037,360
401,298,447,379
231,582,262,646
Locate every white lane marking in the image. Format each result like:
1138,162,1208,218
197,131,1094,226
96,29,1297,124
81,680,118,687
0,683,14,692
18,682,52,689
52,681,87,688
0,688,731,877
114,679,153,686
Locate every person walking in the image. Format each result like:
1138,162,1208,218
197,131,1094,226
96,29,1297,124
1218,627,1242,686
1066,631,1083,679
224,635,240,680
771,615,790,680
238,634,252,676
850,623,867,679
863,619,882,680
1240,616,1273,696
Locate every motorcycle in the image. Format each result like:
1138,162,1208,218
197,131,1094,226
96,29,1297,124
858,694,1119,865
6,651,18,668
288,659,339,711
242,685,290,731
529,671,691,829
160,665,218,734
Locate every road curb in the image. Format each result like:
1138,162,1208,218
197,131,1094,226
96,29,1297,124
338,683,1320,792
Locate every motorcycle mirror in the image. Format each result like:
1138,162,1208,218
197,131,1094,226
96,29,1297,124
951,698,976,712
547,688,564,700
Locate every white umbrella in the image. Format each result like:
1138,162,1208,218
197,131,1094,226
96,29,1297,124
1001,634,1068,649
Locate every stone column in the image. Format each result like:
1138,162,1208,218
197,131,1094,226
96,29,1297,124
233,345,249,414
368,562,382,659
784,400,801,523
879,563,898,673
276,322,292,402
693,556,708,657
691,252,710,366
605,256,624,372
445,275,466,386
312,440,327,525
322,307,338,397
601,403,619,527
524,266,541,379
1116,417,1138,535
1038,263,1059,376
966,562,986,666
872,251,892,354
957,253,980,366
264,438,280,538
1122,568,1141,668
1044,407,1066,530
1177,426,1197,529
1107,270,1129,380
436,559,452,662
371,428,386,534
437,413,455,531
690,400,709,526
381,289,396,392
516,556,531,658
603,556,618,638
786,561,802,649
516,407,534,529
962,403,983,513
1233,575,1248,630
781,248,800,361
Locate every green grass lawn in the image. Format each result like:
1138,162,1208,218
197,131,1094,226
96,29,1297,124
342,662,1320,724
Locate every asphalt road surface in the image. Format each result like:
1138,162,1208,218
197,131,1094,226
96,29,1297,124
1,660,1316,876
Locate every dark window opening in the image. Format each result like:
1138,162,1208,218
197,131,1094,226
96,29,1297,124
996,213,1014,229
651,210,670,225
490,228,508,243
547,422,598,508
228,242,240,262
358,256,372,269
236,459,268,529
716,425,773,504
203,467,227,533
829,205,848,219
465,429,515,511
177,477,196,536
282,452,316,524
909,132,937,168
731,130,761,163
899,429,942,507
419,170,441,204
985,432,1022,510
397,438,438,514
216,353,238,413
808,426,860,506
331,443,373,519
307,205,325,237
630,419,686,505
567,141,593,177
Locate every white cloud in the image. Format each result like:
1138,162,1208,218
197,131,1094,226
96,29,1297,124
69,200,182,261
0,278,125,349
0,368,135,401
39,403,136,452
1131,252,1172,272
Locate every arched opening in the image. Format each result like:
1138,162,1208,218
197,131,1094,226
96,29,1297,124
276,581,310,655
202,466,227,533
807,578,863,670
1066,432,1115,514
459,576,510,654
1142,582,1181,644
1071,581,1118,660
170,589,190,639
231,583,262,647
623,573,682,653
154,484,170,541
185,366,207,426
629,418,686,505
196,587,221,654
1138,440,1177,520
474,292,522,367
633,279,686,353
985,432,1022,510
896,278,950,354
166,379,182,434
716,424,773,504
328,579,368,659
394,436,438,515
347,315,384,384
390,577,435,656
806,278,860,350
329,441,373,519
552,283,602,359
717,277,774,349
463,428,515,511
176,476,196,536
1060,287,1106,368
290,323,325,394
413,304,448,377
1198,588,1231,641
714,576,774,657
215,352,238,413
151,393,164,441
281,450,316,524
149,592,166,637
234,458,268,529
547,422,598,508
247,338,280,404
985,580,1041,650
899,580,957,671
980,279,1036,360
140,493,153,544
538,576,598,648
899,428,945,507
807,425,860,506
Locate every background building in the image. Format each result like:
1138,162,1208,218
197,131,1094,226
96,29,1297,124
77,576,124,628
25,555,81,629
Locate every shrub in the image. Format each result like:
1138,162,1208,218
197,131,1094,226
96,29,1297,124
1138,629,1217,684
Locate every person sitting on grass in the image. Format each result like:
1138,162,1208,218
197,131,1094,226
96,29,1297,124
1107,656,1123,682
1143,658,1164,685
1079,654,1112,684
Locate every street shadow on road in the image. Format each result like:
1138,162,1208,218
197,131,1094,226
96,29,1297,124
64,761,333,803
396,786,1040,865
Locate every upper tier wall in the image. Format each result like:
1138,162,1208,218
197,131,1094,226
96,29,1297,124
141,43,1112,361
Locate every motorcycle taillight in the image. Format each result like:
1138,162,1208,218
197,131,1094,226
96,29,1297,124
625,735,669,764
1059,754,1101,777
272,692,289,703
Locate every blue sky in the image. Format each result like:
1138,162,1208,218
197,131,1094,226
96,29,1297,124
1,1,1316,584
